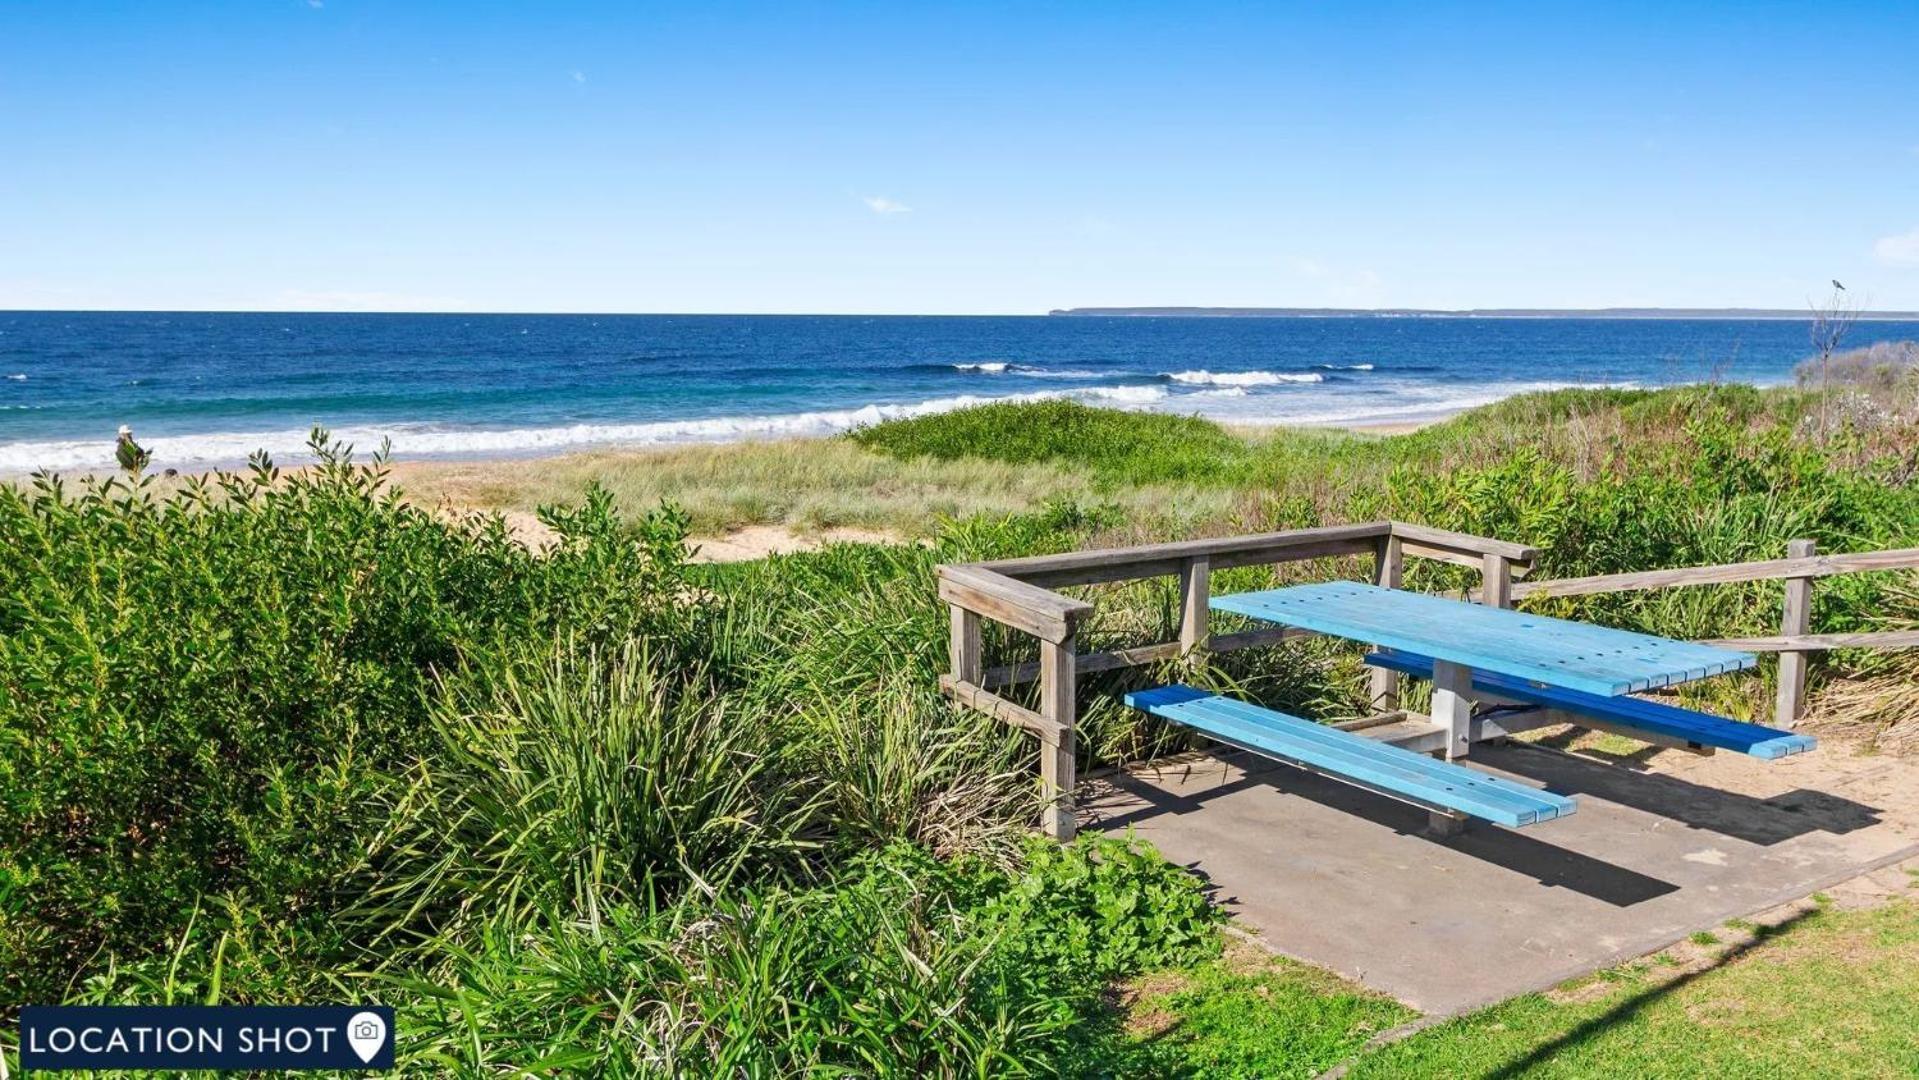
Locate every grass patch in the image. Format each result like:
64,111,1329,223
1347,900,1919,1078
1076,940,1412,1079
850,399,1264,487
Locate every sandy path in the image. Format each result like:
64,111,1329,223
483,509,898,562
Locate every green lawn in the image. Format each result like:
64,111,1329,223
1094,893,1919,1078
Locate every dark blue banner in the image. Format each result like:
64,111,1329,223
19,1006,394,1071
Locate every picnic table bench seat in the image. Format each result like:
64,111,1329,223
1364,650,1817,760
1125,684,1577,828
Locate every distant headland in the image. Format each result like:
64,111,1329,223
1047,306,1919,320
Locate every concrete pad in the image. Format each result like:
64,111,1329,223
1082,739,1919,1015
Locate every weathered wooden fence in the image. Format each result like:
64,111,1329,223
1500,540,1919,727
937,522,1919,840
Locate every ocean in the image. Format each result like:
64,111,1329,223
4,312,1916,474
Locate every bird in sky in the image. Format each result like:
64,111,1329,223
1833,279,1846,291
115,425,151,476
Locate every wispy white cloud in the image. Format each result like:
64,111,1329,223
1875,227,1919,267
862,195,911,215
570,70,587,84
306,0,324,8
1075,215,1117,237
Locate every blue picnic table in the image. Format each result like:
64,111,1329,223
1127,580,1814,835
1212,580,1756,697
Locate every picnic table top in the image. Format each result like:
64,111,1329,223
1211,580,1757,697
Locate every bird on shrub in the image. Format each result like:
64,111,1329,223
115,424,150,476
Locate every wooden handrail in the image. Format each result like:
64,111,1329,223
1389,522,1540,568
964,521,1391,587
1706,630,1919,652
935,564,1093,643
1509,546,1919,601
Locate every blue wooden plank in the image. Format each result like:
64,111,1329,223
1125,685,1577,827
1212,581,1756,696
1364,650,1818,760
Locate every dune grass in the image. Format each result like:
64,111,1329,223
394,434,1240,538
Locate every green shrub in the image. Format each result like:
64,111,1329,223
0,436,698,1003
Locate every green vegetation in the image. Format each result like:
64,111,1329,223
6,376,1919,1074
851,398,1261,486
1080,943,1414,1079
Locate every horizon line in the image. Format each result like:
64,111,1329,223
6,305,1919,320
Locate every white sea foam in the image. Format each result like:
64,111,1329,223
1192,386,1250,398
5,373,25,381
1210,380,1641,427
1079,385,1168,403
1316,363,1375,371
0,384,1170,473
1164,370,1324,386
1016,368,1105,380
952,362,1103,379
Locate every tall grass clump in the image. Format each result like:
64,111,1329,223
361,641,815,937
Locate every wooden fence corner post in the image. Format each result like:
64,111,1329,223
1369,534,1404,710
1481,554,1513,610
1177,556,1212,659
949,605,982,686
1776,539,1815,729
1039,632,1078,841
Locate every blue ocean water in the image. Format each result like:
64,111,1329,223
3,312,1915,473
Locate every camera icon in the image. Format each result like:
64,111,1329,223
345,1011,388,1064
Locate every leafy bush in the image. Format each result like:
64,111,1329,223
0,436,697,1003
55,839,1223,1076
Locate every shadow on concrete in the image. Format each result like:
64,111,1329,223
1088,751,1679,907
1487,742,1883,845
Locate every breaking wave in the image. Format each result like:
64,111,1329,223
1163,370,1325,386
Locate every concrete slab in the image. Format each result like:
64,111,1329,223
1083,738,1919,1015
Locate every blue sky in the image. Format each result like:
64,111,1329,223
4,1,1918,314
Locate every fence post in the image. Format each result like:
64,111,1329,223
1177,556,1211,657
1776,538,1815,728
949,606,981,686
1369,534,1405,710
1039,633,1078,841
1481,554,1513,609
